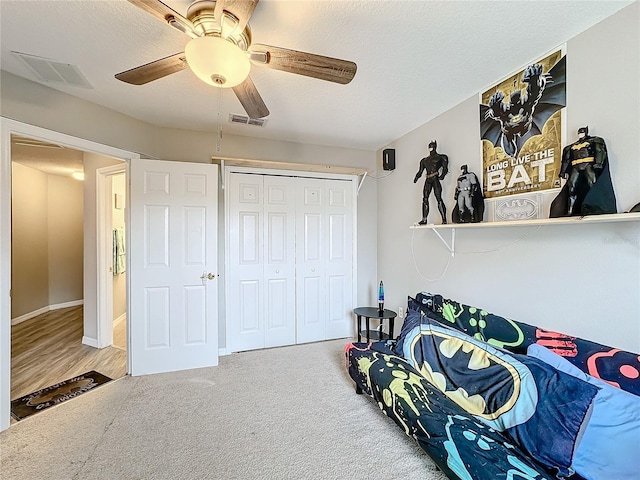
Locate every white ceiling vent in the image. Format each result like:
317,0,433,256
229,114,268,127
12,52,93,89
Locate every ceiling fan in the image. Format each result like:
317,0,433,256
115,0,358,119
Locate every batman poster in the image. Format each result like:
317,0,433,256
480,50,566,198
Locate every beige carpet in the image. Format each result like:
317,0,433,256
1,339,448,480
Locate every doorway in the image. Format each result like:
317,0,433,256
0,118,139,431
9,135,128,413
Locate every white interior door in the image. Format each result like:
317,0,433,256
295,179,328,343
325,180,354,339
228,173,264,352
263,176,296,348
296,178,354,343
227,174,296,351
129,159,218,376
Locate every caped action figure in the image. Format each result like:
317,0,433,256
452,165,484,223
414,140,449,225
550,126,617,217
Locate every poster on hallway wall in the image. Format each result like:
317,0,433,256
480,49,566,199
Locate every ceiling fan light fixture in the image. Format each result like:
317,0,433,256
185,36,250,88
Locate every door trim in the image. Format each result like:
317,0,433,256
0,117,139,432
223,165,358,354
96,164,128,349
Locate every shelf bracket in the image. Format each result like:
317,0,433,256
357,171,367,193
432,228,455,257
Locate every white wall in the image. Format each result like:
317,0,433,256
377,2,640,353
47,173,84,306
0,71,159,158
10,163,84,319
10,162,49,317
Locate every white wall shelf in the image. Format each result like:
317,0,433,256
410,212,640,230
410,212,640,255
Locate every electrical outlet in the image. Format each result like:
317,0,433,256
398,306,404,319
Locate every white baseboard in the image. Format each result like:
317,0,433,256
82,335,99,348
11,300,84,325
50,299,83,310
219,348,228,356
11,306,49,325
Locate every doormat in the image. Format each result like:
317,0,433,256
11,371,113,421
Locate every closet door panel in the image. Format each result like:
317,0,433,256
328,273,346,328
239,280,260,332
228,174,264,352
328,213,346,261
295,179,326,343
299,274,323,339
325,180,354,339
239,212,260,263
303,213,322,261
263,176,296,348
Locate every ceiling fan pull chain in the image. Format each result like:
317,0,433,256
216,86,223,153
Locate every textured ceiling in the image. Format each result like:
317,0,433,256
0,0,634,152
11,137,84,177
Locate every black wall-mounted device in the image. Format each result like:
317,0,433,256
382,148,396,171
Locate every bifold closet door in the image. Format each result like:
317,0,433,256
295,178,353,344
263,176,296,348
227,173,296,352
228,173,264,352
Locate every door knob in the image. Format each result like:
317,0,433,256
200,272,216,284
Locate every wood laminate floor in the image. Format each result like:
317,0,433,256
11,305,127,402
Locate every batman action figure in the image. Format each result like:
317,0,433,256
452,165,484,223
550,126,617,217
414,140,449,225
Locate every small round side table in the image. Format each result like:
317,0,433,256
353,307,397,342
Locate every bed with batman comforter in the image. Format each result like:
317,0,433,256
345,292,640,480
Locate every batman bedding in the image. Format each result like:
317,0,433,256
345,294,640,480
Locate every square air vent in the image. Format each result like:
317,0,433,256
12,51,93,89
229,114,267,127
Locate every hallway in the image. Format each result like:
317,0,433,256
11,305,126,401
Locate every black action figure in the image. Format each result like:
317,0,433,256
414,140,449,225
452,165,484,223
550,126,617,217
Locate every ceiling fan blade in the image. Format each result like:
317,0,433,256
250,44,357,85
115,53,187,85
232,76,270,118
215,0,259,34
127,0,195,36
